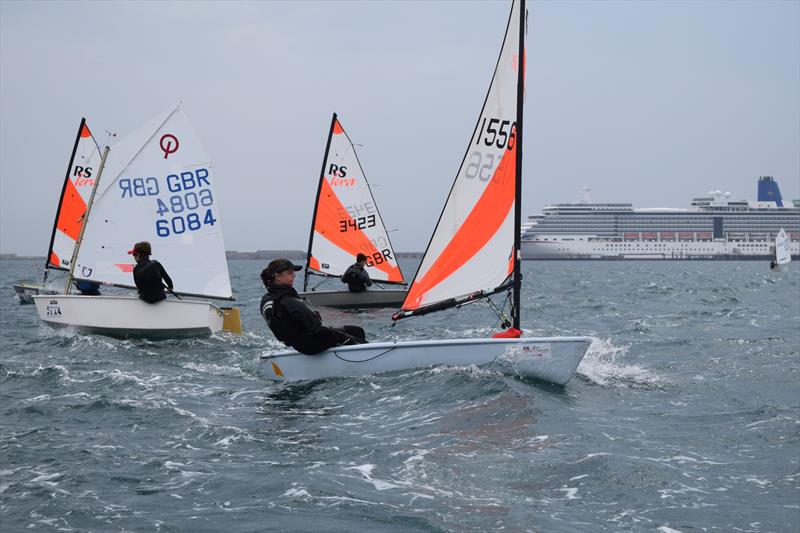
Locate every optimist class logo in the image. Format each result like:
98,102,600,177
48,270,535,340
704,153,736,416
160,134,179,159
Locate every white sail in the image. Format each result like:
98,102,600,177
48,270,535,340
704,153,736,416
306,115,404,284
401,0,524,313
74,103,232,299
775,228,791,265
45,120,103,271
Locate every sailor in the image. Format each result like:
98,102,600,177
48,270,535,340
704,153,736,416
128,241,174,303
341,253,373,293
770,259,778,271
260,258,366,354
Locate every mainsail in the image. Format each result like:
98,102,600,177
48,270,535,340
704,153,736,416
304,113,404,288
45,119,103,272
396,0,525,319
73,103,233,300
775,228,791,265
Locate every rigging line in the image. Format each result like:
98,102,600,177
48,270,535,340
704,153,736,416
333,346,396,363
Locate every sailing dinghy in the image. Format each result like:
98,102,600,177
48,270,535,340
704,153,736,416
13,119,100,304
771,228,791,271
262,0,592,386
33,103,238,338
299,113,407,309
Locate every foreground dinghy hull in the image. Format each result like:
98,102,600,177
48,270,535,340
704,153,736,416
261,336,592,386
32,295,224,339
299,289,407,309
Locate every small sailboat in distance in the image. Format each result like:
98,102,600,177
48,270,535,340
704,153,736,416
261,0,592,386
770,228,791,271
299,113,407,309
13,119,100,304
33,103,240,338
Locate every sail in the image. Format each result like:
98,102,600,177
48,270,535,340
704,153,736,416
45,119,103,271
74,103,233,299
306,114,404,285
775,228,791,265
400,0,524,313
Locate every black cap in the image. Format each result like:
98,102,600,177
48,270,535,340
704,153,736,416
261,258,302,286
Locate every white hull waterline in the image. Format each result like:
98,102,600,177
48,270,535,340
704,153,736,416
33,295,224,338
299,289,407,309
261,337,592,386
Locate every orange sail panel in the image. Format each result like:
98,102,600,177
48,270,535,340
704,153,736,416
399,0,523,314
306,114,405,285
404,146,516,309
46,119,102,270
314,178,403,282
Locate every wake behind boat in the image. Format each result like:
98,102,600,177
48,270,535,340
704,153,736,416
299,113,407,309
33,104,240,338
261,0,592,386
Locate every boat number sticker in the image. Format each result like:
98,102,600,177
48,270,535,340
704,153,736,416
46,300,62,317
160,134,179,159
117,168,217,239
504,342,551,361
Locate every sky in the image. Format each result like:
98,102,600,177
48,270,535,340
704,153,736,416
1,0,798,255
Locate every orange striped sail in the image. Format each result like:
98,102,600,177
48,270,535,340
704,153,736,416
45,119,102,271
399,0,525,315
304,114,405,288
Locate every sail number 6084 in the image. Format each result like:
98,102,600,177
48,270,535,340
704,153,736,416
156,209,217,237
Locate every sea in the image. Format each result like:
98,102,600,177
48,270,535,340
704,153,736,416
1,258,798,532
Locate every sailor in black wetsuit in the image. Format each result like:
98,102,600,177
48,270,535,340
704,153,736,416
341,253,373,293
128,241,174,303
260,258,366,355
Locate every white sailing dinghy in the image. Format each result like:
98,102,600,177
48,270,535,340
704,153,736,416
13,119,100,304
771,228,791,271
299,113,407,309
33,103,237,338
261,0,592,386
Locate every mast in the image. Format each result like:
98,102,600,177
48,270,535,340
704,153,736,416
43,118,87,283
64,145,110,294
304,112,337,291
512,0,525,330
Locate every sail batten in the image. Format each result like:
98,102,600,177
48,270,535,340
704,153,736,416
304,114,404,288
399,0,524,315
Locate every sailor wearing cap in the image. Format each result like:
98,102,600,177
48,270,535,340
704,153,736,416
129,241,174,303
260,258,366,354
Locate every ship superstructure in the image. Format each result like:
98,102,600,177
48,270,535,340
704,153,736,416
522,177,800,260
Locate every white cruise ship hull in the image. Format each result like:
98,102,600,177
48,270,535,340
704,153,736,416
522,235,800,260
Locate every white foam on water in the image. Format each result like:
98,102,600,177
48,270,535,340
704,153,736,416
577,337,665,388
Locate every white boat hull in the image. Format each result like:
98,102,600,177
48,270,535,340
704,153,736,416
261,336,591,386
299,289,407,309
32,295,224,339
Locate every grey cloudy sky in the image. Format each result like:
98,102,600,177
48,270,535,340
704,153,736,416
2,0,798,256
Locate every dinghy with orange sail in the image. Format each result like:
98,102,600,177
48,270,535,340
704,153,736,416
299,113,407,309
33,103,240,338
261,0,591,386
13,119,101,303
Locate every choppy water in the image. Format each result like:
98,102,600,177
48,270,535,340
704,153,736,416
1,259,798,532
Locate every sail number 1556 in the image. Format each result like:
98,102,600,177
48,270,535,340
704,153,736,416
475,118,516,150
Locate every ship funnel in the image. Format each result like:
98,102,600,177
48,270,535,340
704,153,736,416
758,176,783,207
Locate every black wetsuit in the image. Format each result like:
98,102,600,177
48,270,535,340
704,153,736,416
341,263,373,293
133,259,173,303
260,283,366,354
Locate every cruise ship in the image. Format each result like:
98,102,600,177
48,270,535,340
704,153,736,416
521,176,800,260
